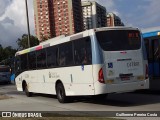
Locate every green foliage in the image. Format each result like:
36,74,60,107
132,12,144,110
40,33,51,42
17,34,39,50
0,34,39,65
0,45,16,65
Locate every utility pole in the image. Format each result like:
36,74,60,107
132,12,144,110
25,0,31,48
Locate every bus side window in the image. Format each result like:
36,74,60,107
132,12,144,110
20,53,28,71
74,36,92,65
46,46,58,68
15,56,21,74
153,39,160,61
81,48,88,64
74,50,80,64
28,51,36,70
59,42,73,66
37,49,47,69
59,51,66,66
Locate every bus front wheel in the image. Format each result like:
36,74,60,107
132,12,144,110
24,83,33,97
56,83,67,103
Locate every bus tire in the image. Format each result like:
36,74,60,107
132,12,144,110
56,83,67,103
24,83,33,97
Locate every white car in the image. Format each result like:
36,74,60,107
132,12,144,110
0,65,11,84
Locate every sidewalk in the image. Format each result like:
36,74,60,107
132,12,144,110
0,93,11,100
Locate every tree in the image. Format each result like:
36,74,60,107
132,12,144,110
0,45,17,65
0,44,4,62
3,46,17,58
17,34,39,50
40,33,51,42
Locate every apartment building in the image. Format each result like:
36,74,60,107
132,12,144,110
34,0,83,41
82,1,107,30
107,12,124,27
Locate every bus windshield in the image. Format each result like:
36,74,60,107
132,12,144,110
96,30,141,51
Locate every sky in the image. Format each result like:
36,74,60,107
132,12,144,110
0,0,160,48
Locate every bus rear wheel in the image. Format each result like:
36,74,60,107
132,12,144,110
24,83,33,97
56,83,67,103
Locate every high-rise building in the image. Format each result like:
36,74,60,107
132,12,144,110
107,12,124,27
34,0,54,41
53,0,83,37
34,0,83,41
82,1,107,30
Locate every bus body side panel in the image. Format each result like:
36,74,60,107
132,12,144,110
16,65,95,96
42,66,94,96
63,65,94,96
15,75,23,91
15,70,39,92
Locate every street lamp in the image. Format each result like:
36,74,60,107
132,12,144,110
25,0,31,48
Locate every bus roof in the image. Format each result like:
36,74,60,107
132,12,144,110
15,26,139,56
142,26,160,38
94,26,139,32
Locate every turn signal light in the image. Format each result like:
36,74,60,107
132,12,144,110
98,68,105,83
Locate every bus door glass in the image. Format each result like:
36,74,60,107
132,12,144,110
153,39,160,77
144,38,152,76
15,56,21,77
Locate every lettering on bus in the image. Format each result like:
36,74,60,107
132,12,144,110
127,61,139,68
24,74,29,78
49,72,60,79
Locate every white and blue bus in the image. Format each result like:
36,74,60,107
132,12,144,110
15,27,149,103
142,27,160,90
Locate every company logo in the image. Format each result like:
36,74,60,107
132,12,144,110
2,112,11,117
108,63,113,68
1,112,42,118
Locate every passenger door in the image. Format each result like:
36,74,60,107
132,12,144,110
152,39,160,77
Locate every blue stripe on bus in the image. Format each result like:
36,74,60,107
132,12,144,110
143,31,160,38
90,35,103,64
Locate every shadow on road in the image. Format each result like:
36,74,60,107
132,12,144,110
0,83,12,86
135,89,160,95
81,92,160,107
31,91,160,107
2,84,160,107
33,93,57,99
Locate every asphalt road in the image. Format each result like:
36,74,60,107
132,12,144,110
0,84,160,118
